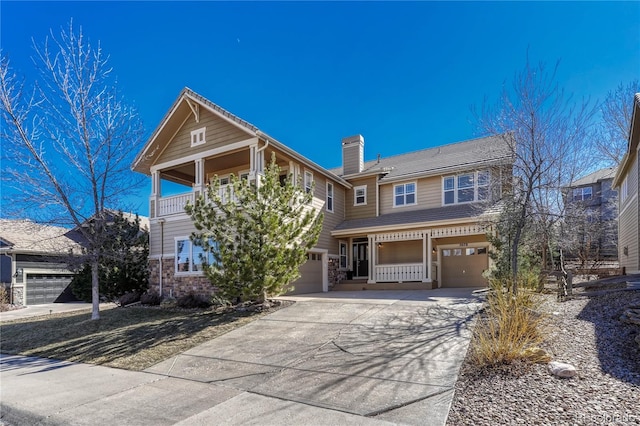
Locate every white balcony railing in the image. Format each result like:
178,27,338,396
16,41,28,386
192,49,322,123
375,263,423,282
158,192,194,216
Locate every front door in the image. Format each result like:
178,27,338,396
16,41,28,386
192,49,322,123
352,242,369,278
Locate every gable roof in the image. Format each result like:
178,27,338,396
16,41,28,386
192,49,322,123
0,219,84,255
613,93,640,188
329,135,512,182
570,167,618,187
132,87,258,175
132,88,351,188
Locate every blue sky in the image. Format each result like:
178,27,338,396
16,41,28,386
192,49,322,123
1,1,639,217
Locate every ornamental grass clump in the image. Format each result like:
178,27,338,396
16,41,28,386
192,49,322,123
471,277,549,367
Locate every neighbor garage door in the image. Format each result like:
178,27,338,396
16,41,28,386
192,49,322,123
286,254,323,295
26,273,74,305
441,247,488,287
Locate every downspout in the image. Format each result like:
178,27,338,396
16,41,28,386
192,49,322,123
158,218,165,297
256,139,270,175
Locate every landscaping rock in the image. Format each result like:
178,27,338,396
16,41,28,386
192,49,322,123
548,361,577,378
619,306,640,325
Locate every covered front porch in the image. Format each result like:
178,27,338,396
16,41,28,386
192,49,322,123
334,225,489,289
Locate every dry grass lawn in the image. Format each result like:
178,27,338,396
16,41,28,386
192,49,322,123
0,303,288,370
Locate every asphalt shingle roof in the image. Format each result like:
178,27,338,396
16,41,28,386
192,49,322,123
329,135,512,181
0,219,84,254
570,167,617,187
333,203,491,232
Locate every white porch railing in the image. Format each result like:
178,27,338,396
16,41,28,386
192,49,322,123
375,263,423,282
158,193,194,216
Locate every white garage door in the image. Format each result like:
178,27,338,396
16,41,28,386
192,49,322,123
286,254,323,295
441,247,488,287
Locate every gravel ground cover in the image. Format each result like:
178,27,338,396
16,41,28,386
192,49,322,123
447,290,640,425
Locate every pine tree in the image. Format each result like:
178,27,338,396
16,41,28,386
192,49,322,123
186,156,323,303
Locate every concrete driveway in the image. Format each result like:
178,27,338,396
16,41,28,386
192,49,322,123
0,288,484,425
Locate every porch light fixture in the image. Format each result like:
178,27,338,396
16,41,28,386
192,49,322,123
377,243,383,248
13,268,23,278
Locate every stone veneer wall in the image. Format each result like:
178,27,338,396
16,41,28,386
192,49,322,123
328,255,346,289
149,258,216,299
11,286,24,306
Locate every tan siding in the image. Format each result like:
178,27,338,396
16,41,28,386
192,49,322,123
149,219,198,257
345,176,377,220
377,240,423,264
156,110,251,165
315,176,344,254
618,206,638,272
619,154,639,272
379,176,441,215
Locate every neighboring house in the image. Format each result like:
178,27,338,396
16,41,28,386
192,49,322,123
613,93,640,274
0,212,149,306
132,88,513,297
0,219,83,305
564,167,618,261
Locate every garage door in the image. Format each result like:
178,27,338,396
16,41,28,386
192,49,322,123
26,274,75,305
441,247,488,287
286,254,323,295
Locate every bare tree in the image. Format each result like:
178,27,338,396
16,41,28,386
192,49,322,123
476,57,596,294
596,79,640,166
0,23,145,319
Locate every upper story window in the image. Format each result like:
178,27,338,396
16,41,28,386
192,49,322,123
572,186,593,201
354,185,367,205
304,171,313,194
394,182,416,207
175,237,215,274
326,182,334,212
621,176,628,203
443,170,489,205
191,127,206,147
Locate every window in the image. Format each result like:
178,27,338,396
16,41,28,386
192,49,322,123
339,241,348,269
326,182,334,212
394,182,416,207
572,187,593,201
354,185,367,205
304,171,313,194
175,237,215,274
621,177,628,203
190,127,206,147
442,249,451,257
443,170,490,205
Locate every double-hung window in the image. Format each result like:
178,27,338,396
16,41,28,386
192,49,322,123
304,171,313,194
394,182,416,207
326,182,334,212
175,237,216,274
443,170,490,205
354,185,367,205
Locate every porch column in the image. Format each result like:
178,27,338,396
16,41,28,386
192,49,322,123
367,235,375,284
423,231,433,283
150,171,160,218
193,159,205,197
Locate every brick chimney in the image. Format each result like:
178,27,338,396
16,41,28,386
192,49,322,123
342,134,364,175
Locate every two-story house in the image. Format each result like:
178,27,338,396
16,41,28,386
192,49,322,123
132,88,512,297
613,93,640,274
564,167,618,262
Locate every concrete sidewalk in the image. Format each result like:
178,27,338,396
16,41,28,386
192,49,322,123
0,289,484,425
